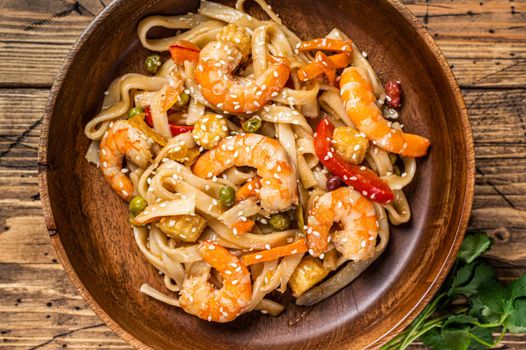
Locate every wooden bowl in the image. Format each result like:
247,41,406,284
38,0,474,349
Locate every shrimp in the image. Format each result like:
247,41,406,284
99,120,152,201
179,242,252,323
192,133,298,213
306,187,378,260
194,40,290,114
340,67,430,157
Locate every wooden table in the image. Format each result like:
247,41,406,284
0,0,524,348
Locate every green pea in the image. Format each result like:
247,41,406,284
219,186,236,208
242,117,262,133
174,92,190,108
268,213,291,231
145,54,162,74
129,195,147,217
128,107,144,119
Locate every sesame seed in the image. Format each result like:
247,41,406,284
255,254,263,260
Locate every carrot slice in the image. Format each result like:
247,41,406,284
328,52,352,69
297,51,338,86
297,61,325,82
161,85,181,112
236,177,262,202
299,38,353,53
169,40,200,65
232,219,255,236
241,239,309,266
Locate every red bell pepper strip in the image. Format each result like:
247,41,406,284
144,107,194,137
169,40,200,65
314,118,394,204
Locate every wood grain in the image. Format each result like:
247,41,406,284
0,0,524,349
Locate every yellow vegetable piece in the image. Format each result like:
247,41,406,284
289,256,330,297
158,214,206,242
192,113,228,149
331,126,369,164
128,114,167,147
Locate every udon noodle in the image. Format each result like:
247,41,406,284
84,0,429,322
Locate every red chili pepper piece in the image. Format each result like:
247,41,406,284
314,118,394,204
144,107,194,136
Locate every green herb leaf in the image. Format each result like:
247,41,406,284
458,231,493,264
443,314,479,328
507,274,526,302
477,280,508,316
506,299,526,333
449,262,495,297
421,328,450,350
442,329,471,350
468,327,494,350
382,230,526,350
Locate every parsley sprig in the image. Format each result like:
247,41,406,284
381,231,526,350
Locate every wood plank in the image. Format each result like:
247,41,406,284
0,263,131,349
0,0,525,87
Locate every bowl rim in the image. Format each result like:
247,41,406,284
38,0,475,348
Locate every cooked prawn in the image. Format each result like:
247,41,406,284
194,40,290,114
306,187,378,260
99,120,152,201
178,241,252,322
340,67,430,157
192,133,298,213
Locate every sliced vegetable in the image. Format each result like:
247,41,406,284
332,126,369,164
289,256,330,297
158,214,206,242
145,54,162,74
268,213,291,231
165,144,200,166
297,51,349,86
160,85,182,112
241,239,308,266
144,107,194,137
128,113,167,147
328,52,352,68
169,40,200,65
236,177,261,202
322,249,339,271
299,38,353,53
314,118,394,204
231,219,255,236
219,186,236,208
